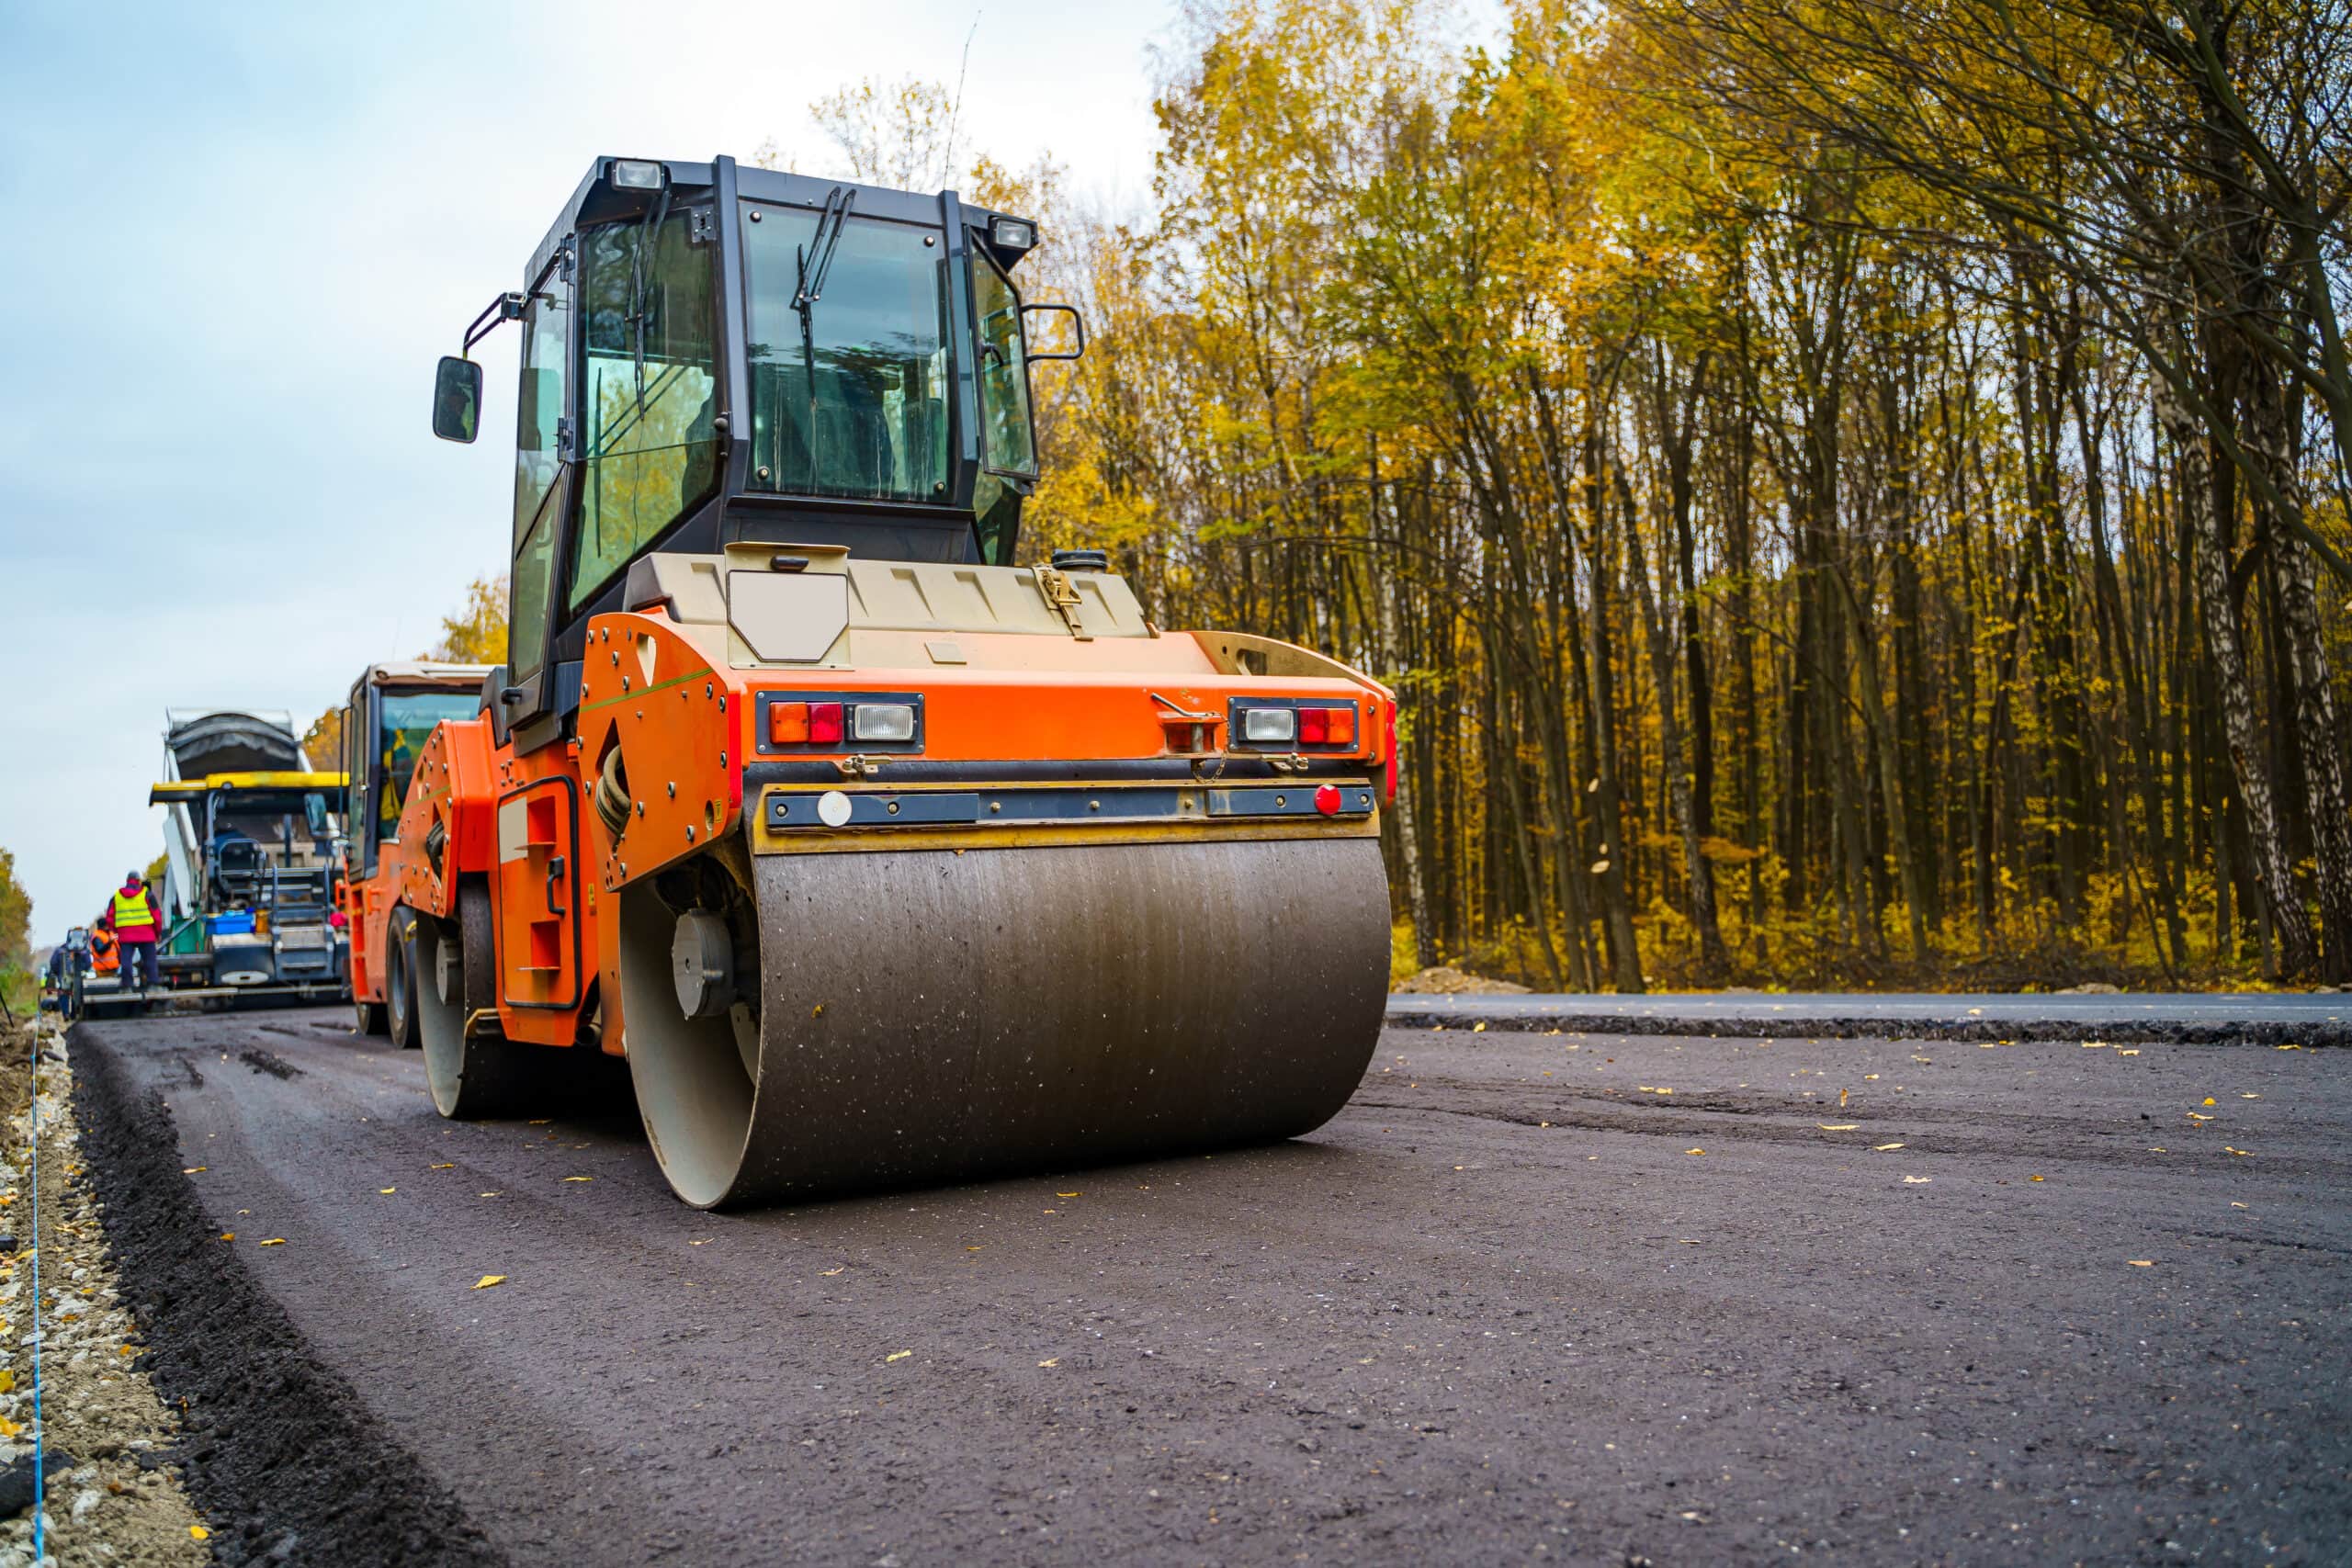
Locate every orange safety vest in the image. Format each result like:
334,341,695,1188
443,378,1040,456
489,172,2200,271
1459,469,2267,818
90,929,119,973
111,886,158,933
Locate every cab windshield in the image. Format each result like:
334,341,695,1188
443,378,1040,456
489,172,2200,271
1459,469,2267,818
742,203,950,502
376,691,480,840
207,789,339,868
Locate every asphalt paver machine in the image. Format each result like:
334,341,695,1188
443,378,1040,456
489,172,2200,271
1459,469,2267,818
403,154,1396,1206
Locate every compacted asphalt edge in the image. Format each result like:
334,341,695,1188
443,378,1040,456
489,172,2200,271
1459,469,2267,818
1385,993,2352,1046
68,1022,505,1568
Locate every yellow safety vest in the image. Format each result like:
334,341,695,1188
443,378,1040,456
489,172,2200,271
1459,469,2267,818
111,888,157,930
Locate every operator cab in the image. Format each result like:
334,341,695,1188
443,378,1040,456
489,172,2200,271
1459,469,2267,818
339,662,495,877
430,155,1076,752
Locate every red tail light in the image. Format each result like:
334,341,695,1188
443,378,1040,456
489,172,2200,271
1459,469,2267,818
1299,707,1330,745
1383,705,1398,804
808,702,844,745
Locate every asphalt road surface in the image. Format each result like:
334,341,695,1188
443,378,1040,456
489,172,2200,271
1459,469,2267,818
1388,991,2352,1044
74,1009,2351,1564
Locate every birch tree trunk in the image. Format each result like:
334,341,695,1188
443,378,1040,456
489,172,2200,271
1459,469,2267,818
2154,378,2317,976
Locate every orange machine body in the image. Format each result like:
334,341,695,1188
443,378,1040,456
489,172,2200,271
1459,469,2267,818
386,596,1395,1063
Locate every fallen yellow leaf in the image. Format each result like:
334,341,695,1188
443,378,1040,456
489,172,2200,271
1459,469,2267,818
2224,1146,2255,1156
1473,1021,1487,1032
886,1349,912,1362
0,1416,20,1438
1818,1123,1860,1132
2186,1111,2215,1122
183,1166,207,1174
258,1238,286,1247
379,1188,396,1195
1873,1143,1905,1151
472,1275,505,1290
431,1163,455,1169
2030,1175,2045,1182
1057,1191,1080,1198
821,1267,844,1277
2127,1259,2154,1267
220,1233,234,1241
1038,1358,1059,1368
528,1119,550,1125
2118,1049,2141,1056
190,1526,209,1541
2203,1097,2217,1106
1839,1089,1849,1108
0,1371,11,1391
479,1191,503,1198
562,1176,593,1182
1903,1176,1932,1185
1684,1147,1705,1156
2231,1201,2249,1209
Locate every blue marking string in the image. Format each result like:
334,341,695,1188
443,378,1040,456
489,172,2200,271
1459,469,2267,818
27,1022,44,1562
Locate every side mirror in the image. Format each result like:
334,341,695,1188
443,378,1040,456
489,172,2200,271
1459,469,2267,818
1022,302,1087,363
432,355,483,444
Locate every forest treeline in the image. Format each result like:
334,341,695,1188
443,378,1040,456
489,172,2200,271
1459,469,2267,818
401,0,2352,990
964,0,2352,988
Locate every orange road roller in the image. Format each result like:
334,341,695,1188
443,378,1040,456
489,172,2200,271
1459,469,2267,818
402,153,1396,1207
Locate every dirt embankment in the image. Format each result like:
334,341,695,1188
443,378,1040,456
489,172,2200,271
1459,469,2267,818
0,1010,209,1566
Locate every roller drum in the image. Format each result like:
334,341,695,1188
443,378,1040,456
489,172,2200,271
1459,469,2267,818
620,836,1389,1208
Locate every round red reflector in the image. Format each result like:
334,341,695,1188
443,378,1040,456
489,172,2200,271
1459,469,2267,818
1314,784,1341,817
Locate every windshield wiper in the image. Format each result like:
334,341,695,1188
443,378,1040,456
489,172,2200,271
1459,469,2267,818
795,185,855,325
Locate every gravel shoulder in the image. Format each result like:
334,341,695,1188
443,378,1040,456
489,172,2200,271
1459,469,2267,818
0,1012,209,1568
62,1009,2352,1565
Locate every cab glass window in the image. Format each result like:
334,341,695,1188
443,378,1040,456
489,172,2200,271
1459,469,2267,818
743,204,950,502
573,209,720,608
513,283,570,554
511,284,571,679
974,251,1036,479
374,691,480,840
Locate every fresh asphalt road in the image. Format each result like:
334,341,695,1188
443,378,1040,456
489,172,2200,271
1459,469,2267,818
78,1009,2351,1564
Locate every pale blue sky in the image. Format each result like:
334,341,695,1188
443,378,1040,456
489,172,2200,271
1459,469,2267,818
0,0,1179,936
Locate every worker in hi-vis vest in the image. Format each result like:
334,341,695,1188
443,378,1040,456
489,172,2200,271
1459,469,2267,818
109,871,162,992
88,914,120,976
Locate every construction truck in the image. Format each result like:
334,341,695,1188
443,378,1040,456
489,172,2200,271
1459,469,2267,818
337,661,495,1039
130,708,350,1011
401,154,1395,1207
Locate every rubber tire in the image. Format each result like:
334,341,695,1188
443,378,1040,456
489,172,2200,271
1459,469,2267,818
417,882,536,1120
386,908,420,1050
354,998,390,1036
